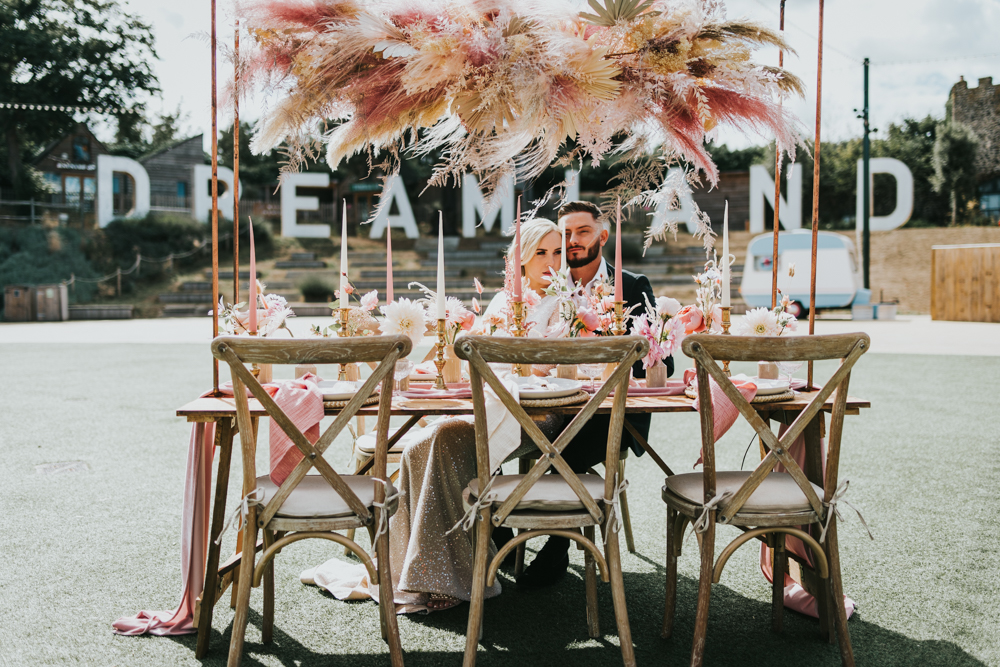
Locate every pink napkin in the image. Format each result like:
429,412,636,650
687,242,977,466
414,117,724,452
684,368,758,443
400,386,472,399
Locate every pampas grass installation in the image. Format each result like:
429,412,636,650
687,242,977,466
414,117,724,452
238,0,803,247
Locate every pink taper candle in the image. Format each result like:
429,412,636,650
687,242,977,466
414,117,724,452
513,195,522,301
248,217,257,333
614,198,623,302
386,221,394,303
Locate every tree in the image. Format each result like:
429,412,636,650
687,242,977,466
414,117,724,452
0,0,158,196
931,122,979,226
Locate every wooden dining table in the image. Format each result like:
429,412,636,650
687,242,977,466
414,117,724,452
176,384,870,657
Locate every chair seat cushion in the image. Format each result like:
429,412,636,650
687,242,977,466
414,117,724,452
354,425,424,454
663,471,823,514
467,473,606,512
256,474,398,519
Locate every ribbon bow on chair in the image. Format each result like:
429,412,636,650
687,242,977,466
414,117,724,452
215,487,266,546
819,480,874,543
370,478,403,555
693,490,734,534
447,475,499,535
603,477,630,545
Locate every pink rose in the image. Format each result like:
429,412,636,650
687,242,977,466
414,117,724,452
709,304,723,332
577,307,600,332
524,289,541,308
676,305,705,334
359,290,379,312
459,309,476,331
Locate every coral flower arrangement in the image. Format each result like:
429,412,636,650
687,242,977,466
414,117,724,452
238,0,802,245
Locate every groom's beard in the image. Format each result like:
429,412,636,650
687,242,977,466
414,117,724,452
566,237,602,269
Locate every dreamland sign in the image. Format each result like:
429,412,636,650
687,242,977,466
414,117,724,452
95,155,913,242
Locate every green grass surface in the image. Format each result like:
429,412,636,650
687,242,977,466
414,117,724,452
1,346,998,666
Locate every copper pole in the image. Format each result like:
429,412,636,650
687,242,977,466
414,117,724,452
233,19,240,306
210,0,220,394
771,0,786,309
807,0,824,390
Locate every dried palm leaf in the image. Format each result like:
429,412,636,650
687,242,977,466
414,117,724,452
580,0,656,27
698,20,794,54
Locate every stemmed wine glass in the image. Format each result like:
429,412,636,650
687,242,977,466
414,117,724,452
579,363,604,391
776,361,803,388
393,359,414,397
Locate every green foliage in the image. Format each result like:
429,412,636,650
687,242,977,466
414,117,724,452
0,0,159,195
0,227,99,306
109,106,190,159
706,143,770,172
932,121,979,225
218,121,285,201
89,214,207,292
298,277,336,303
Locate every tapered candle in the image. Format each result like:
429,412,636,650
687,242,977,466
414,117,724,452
386,220,394,303
513,195,522,301
560,216,567,271
614,198,623,302
340,199,349,310
248,217,257,334
436,212,446,319
722,200,731,308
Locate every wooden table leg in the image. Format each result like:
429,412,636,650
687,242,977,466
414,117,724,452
623,420,674,477
196,418,234,659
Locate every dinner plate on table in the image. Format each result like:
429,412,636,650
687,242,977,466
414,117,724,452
513,376,583,399
317,380,360,401
750,378,791,395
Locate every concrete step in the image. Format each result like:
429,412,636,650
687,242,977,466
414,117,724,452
290,252,317,261
358,269,462,279
180,281,295,292
647,273,743,286
161,304,213,317
479,241,509,252
419,259,506,270
159,291,300,304
203,269,253,280
414,237,460,253
425,250,502,260
274,260,328,269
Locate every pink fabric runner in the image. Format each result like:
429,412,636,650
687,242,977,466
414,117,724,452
758,424,856,619
113,376,324,636
684,368,758,441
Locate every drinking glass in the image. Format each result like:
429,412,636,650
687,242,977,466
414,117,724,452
776,361,803,387
579,363,604,391
393,359,414,396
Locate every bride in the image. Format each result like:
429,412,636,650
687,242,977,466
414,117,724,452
304,218,566,611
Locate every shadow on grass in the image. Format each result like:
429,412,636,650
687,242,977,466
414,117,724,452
174,565,986,667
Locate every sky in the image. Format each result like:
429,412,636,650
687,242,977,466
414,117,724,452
108,0,1000,152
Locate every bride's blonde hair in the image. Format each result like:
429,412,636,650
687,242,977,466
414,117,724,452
506,218,560,275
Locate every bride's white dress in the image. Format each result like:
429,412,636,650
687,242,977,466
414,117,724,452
302,293,563,612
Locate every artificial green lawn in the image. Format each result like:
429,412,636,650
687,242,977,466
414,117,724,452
1,345,998,666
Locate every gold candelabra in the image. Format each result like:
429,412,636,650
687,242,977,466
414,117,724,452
720,305,732,377
434,318,447,390
337,307,351,381
611,301,627,336
510,300,527,376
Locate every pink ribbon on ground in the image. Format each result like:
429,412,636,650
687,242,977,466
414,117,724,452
759,424,856,619
113,376,324,636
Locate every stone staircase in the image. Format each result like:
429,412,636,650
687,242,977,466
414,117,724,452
158,234,747,317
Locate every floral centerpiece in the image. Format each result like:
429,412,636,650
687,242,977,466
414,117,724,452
310,287,380,338
380,297,428,348
543,268,634,337
408,283,476,343
630,295,684,368
217,280,295,336
675,255,725,334
735,295,798,337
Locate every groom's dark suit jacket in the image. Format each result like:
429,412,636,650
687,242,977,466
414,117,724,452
560,264,673,473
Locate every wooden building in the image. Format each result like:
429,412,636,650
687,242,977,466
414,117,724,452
691,171,751,231
32,123,107,224
139,134,205,212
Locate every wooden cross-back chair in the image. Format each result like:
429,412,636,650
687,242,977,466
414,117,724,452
453,334,649,667
663,333,869,667
211,335,411,667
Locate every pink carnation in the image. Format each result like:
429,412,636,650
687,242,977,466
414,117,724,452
676,305,705,334
576,306,600,332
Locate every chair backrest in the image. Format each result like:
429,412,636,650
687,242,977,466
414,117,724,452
680,333,868,525
212,335,412,529
454,334,648,527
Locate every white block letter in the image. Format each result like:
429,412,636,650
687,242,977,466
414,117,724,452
462,173,514,237
192,165,238,223
280,172,331,238
564,169,580,203
369,174,419,239
855,158,913,244
652,168,701,234
749,163,802,233
97,155,150,228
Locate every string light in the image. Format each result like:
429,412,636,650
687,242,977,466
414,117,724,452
0,102,130,113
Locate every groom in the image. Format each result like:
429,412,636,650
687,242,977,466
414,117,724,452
518,200,674,587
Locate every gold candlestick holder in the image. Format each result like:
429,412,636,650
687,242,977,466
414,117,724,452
434,318,447,390
720,305,732,377
510,300,527,376
337,307,351,381
611,301,627,336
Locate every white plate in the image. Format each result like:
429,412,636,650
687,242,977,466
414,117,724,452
317,380,359,401
750,378,791,396
512,376,583,399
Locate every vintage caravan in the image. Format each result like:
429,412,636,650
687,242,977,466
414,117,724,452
740,230,871,314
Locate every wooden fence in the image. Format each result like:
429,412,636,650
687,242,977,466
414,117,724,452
930,244,1000,322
